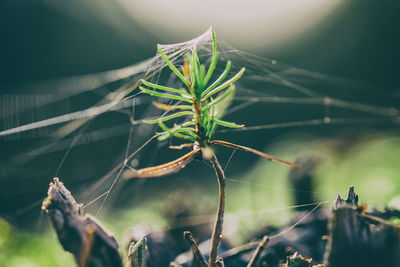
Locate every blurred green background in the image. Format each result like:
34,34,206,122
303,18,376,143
0,0,400,266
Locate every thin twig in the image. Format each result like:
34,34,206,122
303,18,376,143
183,231,208,267
208,153,226,267
219,241,259,260
246,235,269,267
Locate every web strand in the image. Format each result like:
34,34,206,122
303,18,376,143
1,27,399,233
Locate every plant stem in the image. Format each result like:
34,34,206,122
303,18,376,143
184,231,208,267
208,153,226,267
246,235,269,267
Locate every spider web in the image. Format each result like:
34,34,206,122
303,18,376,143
1,28,399,244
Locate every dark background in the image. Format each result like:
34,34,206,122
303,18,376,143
0,0,399,228
1,1,399,89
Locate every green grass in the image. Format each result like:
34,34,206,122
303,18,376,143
0,218,74,267
225,132,400,243
2,132,399,264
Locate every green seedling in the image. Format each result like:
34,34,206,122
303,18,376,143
126,27,298,267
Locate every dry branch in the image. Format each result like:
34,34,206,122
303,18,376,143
324,186,400,267
42,177,123,267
